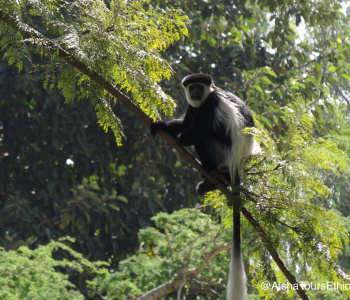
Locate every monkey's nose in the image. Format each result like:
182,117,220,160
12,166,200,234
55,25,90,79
191,91,202,100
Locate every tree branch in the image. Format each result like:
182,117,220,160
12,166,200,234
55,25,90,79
136,243,231,300
164,227,175,255
245,163,283,175
0,9,310,300
242,208,309,300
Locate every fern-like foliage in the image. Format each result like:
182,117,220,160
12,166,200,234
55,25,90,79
0,237,108,299
206,97,350,299
0,0,188,144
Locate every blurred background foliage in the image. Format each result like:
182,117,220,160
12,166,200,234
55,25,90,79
1,0,350,298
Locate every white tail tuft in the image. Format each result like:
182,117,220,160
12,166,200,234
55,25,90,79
227,242,247,300
215,92,250,300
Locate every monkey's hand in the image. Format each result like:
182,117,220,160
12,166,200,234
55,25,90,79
150,120,182,139
150,120,164,137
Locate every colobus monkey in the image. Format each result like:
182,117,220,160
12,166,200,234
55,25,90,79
150,73,258,300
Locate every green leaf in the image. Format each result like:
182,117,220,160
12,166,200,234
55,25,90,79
341,74,350,80
108,203,120,211
59,214,72,230
116,195,128,203
254,84,263,93
241,24,249,34
265,70,278,78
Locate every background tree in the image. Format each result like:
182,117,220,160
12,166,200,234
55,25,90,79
0,0,350,299
0,237,107,300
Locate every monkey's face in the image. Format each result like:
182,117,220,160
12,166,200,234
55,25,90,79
184,83,214,108
189,83,205,101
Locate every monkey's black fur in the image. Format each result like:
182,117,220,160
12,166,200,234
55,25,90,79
150,74,255,195
151,73,257,300
182,73,213,87
151,94,250,169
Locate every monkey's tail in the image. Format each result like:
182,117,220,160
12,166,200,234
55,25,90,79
227,211,247,300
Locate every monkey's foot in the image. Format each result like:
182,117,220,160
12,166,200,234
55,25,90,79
211,169,231,186
196,179,216,196
196,171,231,196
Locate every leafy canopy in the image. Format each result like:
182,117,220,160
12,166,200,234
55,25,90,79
89,208,232,299
0,237,108,300
0,0,188,144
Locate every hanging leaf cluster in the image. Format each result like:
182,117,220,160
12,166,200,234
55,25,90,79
0,0,188,145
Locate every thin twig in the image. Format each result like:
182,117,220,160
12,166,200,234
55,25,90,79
164,227,175,255
177,273,186,300
246,163,283,175
244,156,267,173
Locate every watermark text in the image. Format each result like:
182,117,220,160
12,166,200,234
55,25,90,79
261,281,350,291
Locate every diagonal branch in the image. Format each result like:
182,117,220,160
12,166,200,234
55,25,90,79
0,9,310,300
242,208,309,299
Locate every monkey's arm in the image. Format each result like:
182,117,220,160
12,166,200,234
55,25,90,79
150,105,195,138
150,118,184,137
177,99,217,145
176,124,212,145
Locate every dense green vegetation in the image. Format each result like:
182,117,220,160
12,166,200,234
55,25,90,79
0,0,350,299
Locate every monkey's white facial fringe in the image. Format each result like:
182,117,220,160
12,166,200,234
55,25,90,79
184,84,215,108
